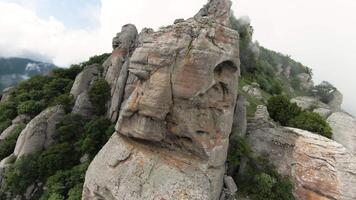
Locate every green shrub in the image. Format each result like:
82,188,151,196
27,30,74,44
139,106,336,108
267,95,302,126
312,82,336,104
43,78,73,100
52,65,82,80
0,124,25,160
76,116,112,157
228,136,251,166
17,100,45,116
51,94,74,113
289,111,332,138
67,184,83,200
88,79,110,116
56,114,86,143
38,143,80,178
0,101,17,122
0,120,11,135
3,153,40,195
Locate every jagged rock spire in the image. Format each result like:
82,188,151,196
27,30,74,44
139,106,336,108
195,0,232,26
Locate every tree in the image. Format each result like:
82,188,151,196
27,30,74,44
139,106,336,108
88,79,110,116
267,95,302,126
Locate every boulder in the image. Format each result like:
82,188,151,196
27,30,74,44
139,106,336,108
70,64,99,100
12,114,31,124
0,87,13,103
328,90,343,111
327,112,356,154
313,107,332,119
248,110,356,200
105,24,139,122
72,92,93,118
297,73,314,90
242,84,262,100
0,125,18,140
13,106,65,159
83,0,240,199
195,0,232,26
0,114,30,140
291,96,329,110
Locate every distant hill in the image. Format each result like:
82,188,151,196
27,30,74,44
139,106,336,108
0,57,56,91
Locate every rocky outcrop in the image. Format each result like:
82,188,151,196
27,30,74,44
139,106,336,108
297,73,314,90
83,0,240,199
242,83,263,100
70,64,99,100
104,24,138,122
0,115,30,140
248,106,356,200
231,95,247,138
327,112,356,154
13,106,65,159
328,90,343,111
72,92,93,119
70,64,99,118
0,87,13,103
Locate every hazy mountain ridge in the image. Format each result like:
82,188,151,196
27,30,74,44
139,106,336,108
0,57,56,91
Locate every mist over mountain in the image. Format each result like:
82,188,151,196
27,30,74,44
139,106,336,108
0,57,56,91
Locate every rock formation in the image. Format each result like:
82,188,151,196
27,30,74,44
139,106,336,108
327,112,356,154
242,82,263,100
0,114,30,140
13,106,65,159
297,73,314,90
82,0,240,199
0,87,13,103
247,106,356,200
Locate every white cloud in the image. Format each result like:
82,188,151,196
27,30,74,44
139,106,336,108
0,0,355,115
0,1,107,67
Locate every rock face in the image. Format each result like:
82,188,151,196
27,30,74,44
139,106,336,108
0,87,13,103
248,107,356,200
13,106,65,159
104,24,138,122
328,90,343,111
70,64,99,100
297,73,314,90
327,112,356,154
72,92,93,119
82,0,240,199
242,83,262,100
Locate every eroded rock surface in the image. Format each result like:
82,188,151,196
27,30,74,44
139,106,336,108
13,106,65,159
83,0,240,199
70,64,99,100
248,107,356,200
327,112,356,154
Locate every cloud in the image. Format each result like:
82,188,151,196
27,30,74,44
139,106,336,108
0,1,107,67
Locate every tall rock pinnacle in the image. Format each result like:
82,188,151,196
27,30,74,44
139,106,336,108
195,0,232,26
82,1,240,199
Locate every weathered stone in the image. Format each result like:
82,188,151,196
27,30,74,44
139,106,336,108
105,25,138,122
0,87,13,103
13,106,65,159
12,114,31,124
174,18,185,24
291,96,329,110
0,125,17,140
70,64,99,100
231,95,247,138
248,111,356,200
297,72,314,90
313,107,332,119
83,1,240,199
223,175,237,195
72,92,93,118
195,0,232,26
242,84,262,100
327,112,356,154
328,90,343,111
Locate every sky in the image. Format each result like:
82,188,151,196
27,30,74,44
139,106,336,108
0,0,355,115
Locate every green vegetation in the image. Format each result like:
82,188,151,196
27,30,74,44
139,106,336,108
0,54,113,199
0,124,25,160
312,81,336,104
88,79,111,116
267,95,332,138
228,136,294,200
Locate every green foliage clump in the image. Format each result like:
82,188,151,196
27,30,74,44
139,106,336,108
17,100,45,116
312,81,336,104
0,124,25,160
52,65,83,80
0,101,18,133
267,95,302,126
88,79,110,115
81,53,110,66
267,95,332,138
227,135,294,200
40,163,89,200
289,111,332,138
237,157,294,200
3,153,40,195
51,94,74,113
76,116,112,157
